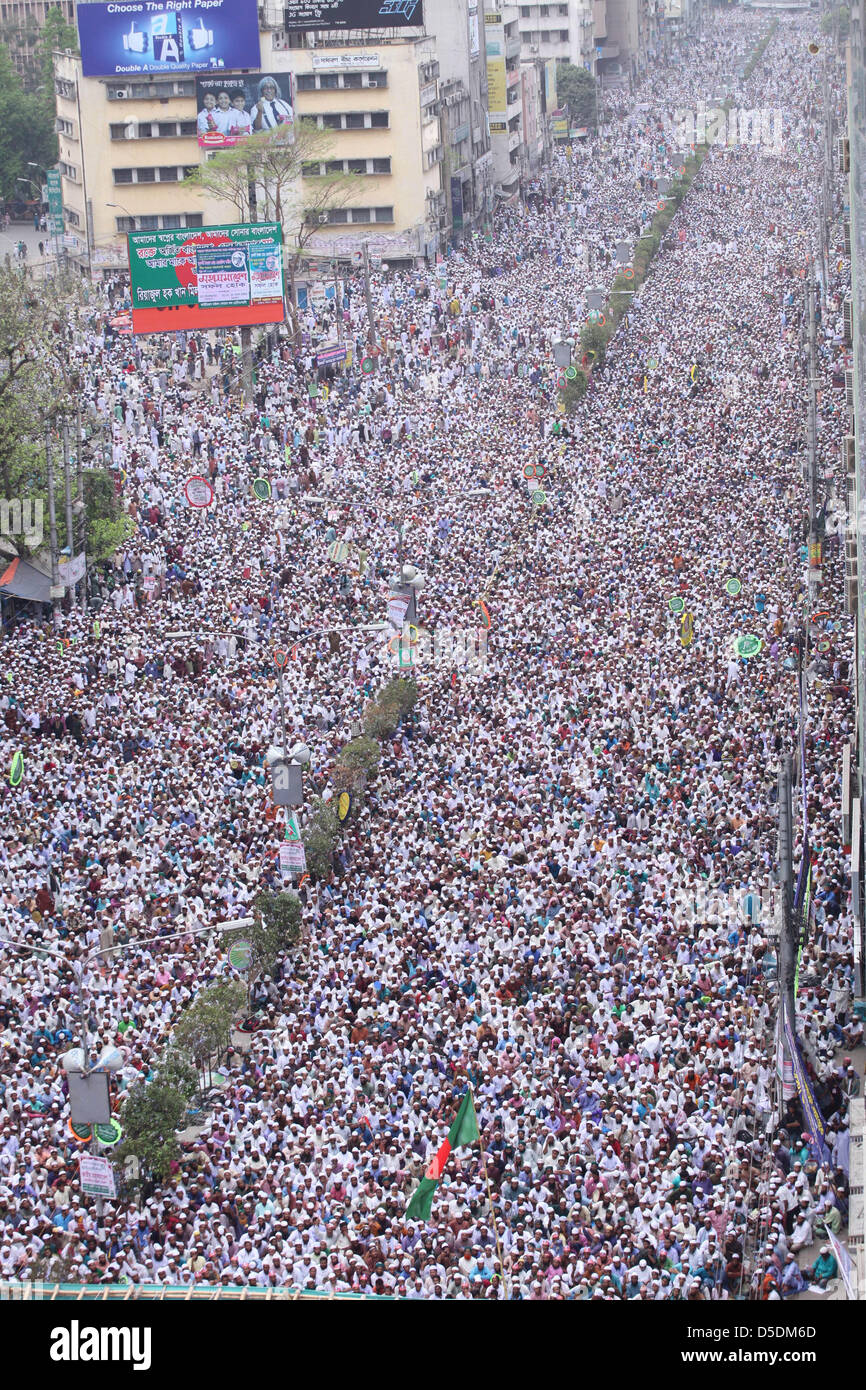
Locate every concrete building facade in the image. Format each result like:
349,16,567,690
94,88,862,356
423,0,493,241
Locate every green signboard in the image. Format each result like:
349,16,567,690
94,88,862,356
127,222,285,334
46,167,63,236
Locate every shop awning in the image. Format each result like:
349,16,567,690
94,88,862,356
0,556,52,603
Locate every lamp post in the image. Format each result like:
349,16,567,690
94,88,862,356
1,917,253,1238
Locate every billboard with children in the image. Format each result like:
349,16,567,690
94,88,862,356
195,72,295,148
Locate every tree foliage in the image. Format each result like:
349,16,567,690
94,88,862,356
172,979,245,1080
556,65,597,128
243,890,302,975
0,42,58,200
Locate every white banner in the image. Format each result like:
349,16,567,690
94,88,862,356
79,1154,116,1198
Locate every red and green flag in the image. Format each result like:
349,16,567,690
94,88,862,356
406,1090,479,1221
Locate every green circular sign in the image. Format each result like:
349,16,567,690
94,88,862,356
735,635,763,659
565,366,577,380
648,356,659,371
95,1119,122,1147
252,478,271,501
725,578,742,596
361,356,375,374
532,489,547,507
668,596,685,614
229,940,253,972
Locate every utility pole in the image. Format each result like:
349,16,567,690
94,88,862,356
777,754,797,1041
362,239,378,349
75,405,88,611
44,425,61,616
333,257,344,344
806,271,820,590
62,418,74,597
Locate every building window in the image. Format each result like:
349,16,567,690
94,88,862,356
326,159,343,173
110,123,129,140
179,120,197,136
320,73,339,89
345,112,364,129
343,72,363,88
370,111,389,128
64,208,80,227
162,214,181,228
347,158,366,174
322,114,341,130
139,124,153,137
139,214,159,229
158,167,178,182
296,74,316,91
371,157,391,174
137,168,156,182
185,213,203,227
373,206,394,222
116,216,136,232
113,168,133,184
329,208,349,223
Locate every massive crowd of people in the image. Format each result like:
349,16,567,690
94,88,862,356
0,10,860,1299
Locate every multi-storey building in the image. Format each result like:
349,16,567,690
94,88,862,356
54,12,446,276
515,0,594,72
484,5,524,198
423,0,493,241
288,33,444,263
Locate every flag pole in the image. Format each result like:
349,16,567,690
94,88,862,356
470,1087,510,1300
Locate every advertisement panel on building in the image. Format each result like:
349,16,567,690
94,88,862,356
196,73,294,148
76,0,261,78
284,0,423,30
485,12,507,123
544,58,557,111
127,223,285,334
468,1,480,57
450,176,465,233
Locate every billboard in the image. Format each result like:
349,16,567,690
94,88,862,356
284,0,423,30
485,13,506,123
127,224,285,334
196,73,294,148
76,0,260,78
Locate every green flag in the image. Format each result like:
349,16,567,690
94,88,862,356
406,1090,479,1222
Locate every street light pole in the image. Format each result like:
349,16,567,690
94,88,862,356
44,425,61,615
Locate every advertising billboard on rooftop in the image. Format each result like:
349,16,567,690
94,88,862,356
76,0,261,78
127,224,285,334
284,0,423,31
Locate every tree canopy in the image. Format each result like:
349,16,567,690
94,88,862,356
556,64,597,129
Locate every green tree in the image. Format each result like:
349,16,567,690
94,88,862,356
35,7,79,90
561,368,588,414
0,42,57,200
114,1078,190,1183
243,890,302,976
172,980,246,1085
303,795,340,883
184,121,360,347
556,65,597,129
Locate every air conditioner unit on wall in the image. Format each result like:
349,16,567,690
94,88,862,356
114,88,129,100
